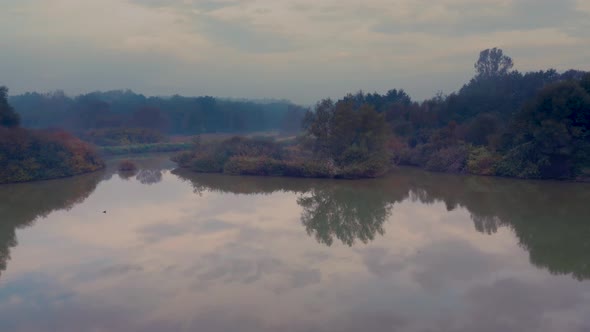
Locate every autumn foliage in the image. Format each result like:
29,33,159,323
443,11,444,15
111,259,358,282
0,86,104,184
0,128,104,183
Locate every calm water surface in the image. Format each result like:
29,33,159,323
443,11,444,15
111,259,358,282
1,154,589,332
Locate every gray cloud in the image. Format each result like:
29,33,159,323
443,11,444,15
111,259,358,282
196,15,296,53
1,0,589,103
374,0,589,37
411,240,504,292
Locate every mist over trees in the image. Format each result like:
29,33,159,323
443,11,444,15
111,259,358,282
8,91,308,135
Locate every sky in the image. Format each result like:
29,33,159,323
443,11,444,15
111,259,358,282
1,0,589,104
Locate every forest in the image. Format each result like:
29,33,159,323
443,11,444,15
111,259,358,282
2,48,590,182
383,49,590,180
9,91,307,136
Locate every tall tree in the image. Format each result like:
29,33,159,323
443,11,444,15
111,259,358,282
474,48,514,78
0,87,20,128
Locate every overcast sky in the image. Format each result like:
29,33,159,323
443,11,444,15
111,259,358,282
1,0,589,104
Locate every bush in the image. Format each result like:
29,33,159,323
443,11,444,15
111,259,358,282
171,151,195,167
172,136,390,179
118,160,138,172
467,146,500,175
0,128,104,184
397,144,431,166
223,156,285,176
495,142,546,179
425,145,469,173
282,160,335,178
337,156,391,179
190,154,225,173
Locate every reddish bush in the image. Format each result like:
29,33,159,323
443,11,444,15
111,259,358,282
0,128,104,183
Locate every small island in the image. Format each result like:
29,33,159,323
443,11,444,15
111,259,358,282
173,100,391,179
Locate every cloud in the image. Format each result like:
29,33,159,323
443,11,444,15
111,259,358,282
1,0,589,103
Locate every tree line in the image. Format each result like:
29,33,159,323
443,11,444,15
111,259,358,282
3,47,589,181
323,48,589,180
9,90,307,136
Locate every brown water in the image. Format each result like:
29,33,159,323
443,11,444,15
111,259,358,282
1,154,589,332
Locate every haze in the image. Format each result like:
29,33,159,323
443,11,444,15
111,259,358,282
1,0,589,103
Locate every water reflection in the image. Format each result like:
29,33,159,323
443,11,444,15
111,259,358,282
174,168,590,280
114,155,171,185
0,171,103,277
396,170,590,280
0,154,175,279
298,186,393,246
0,160,589,331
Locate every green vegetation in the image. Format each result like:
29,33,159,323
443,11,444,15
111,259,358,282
0,87,104,184
373,48,589,181
173,49,588,181
174,136,337,178
174,99,391,179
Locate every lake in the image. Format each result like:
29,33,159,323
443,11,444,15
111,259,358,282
1,154,589,332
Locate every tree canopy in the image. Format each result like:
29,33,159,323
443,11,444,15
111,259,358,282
0,87,20,128
474,47,514,78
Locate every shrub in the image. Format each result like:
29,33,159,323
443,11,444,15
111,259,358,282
172,135,390,179
495,142,546,179
190,154,225,173
282,159,334,178
223,156,285,176
118,160,138,172
172,151,195,167
467,146,500,176
337,156,391,179
0,128,104,184
425,145,469,173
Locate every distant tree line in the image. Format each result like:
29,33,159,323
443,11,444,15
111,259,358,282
8,90,307,136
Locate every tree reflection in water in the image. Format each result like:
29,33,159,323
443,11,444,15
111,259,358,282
0,154,175,279
1,162,587,282
298,186,391,246
0,171,103,278
175,167,590,280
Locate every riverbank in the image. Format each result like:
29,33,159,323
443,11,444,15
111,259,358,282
0,127,105,185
